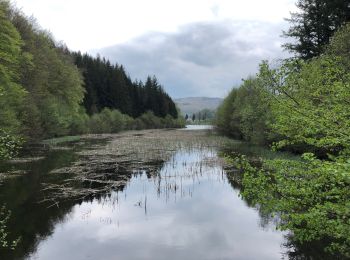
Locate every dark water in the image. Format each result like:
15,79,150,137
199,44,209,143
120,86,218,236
0,133,296,260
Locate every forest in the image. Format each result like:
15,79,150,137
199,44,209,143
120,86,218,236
0,0,183,160
216,0,350,257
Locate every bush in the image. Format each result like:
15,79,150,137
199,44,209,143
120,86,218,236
215,88,242,138
215,76,273,144
69,108,89,135
139,111,162,129
83,108,183,134
0,130,22,160
132,118,145,130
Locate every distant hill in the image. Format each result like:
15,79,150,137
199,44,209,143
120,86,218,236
175,97,223,116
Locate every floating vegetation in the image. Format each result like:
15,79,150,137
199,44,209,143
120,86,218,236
0,170,28,185
42,136,81,146
41,129,232,205
8,157,45,164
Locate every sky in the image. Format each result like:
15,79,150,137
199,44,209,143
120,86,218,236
14,0,297,98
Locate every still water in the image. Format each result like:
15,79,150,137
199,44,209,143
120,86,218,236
0,130,288,260
183,124,214,130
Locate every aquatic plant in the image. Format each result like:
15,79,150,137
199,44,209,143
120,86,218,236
0,205,20,250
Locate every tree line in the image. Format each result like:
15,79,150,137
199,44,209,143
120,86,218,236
216,0,350,258
72,52,178,118
0,0,183,160
185,109,215,123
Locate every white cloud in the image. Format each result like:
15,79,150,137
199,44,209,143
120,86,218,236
96,20,290,98
14,0,297,51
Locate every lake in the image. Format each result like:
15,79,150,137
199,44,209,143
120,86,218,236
0,129,313,259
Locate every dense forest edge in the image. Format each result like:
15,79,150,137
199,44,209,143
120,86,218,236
216,0,350,258
0,0,184,161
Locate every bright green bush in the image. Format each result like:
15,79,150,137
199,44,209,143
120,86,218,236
0,130,22,160
215,89,242,139
215,76,274,144
257,58,350,156
229,154,350,258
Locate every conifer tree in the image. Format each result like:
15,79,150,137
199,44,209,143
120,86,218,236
283,0,350,59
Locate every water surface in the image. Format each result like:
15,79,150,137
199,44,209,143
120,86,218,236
0,130,290,260
183,124,214,130
28,148,285,260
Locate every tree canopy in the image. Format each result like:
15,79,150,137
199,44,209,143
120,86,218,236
72,52,178,119
283,0,350,59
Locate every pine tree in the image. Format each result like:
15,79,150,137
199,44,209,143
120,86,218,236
283,0,350,59
72,53,178,119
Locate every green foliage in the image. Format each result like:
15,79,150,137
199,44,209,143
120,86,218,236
215,76,274,144
0,1,21,82
137,111,184,130
0,1,27,135
22,35,84,137
233,77,273,145
263,57,350,155
0,130,22,160
215,89,242,139
231,155,350,258
326,22,350,69
218,51,350,154
0,205,20,250
138,111,162,129
84,109,184,134
88,108,127,134
0,1,26,160
68,107,90,135
0,5,86,139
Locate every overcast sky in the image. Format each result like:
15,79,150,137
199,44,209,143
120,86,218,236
14,0,297,98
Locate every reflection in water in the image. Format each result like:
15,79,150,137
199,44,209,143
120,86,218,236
0,138,109,259
0,149,78,259
0,134,324,260
25,148,286,260
183,125,214,130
